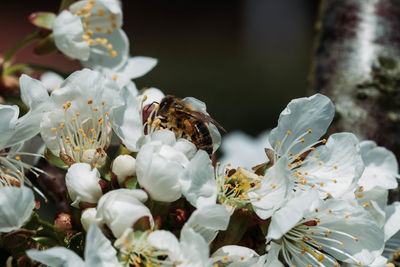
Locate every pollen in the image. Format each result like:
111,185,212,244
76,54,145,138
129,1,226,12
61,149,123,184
328,209,332,213
88,99,93,104
271,184,276,189
15,156,21,160
222,256,228,263
287,130,291,135
113,74,118,81
52,127,57,132
318,162,322,166
276,141,280,146
322,139,327,144
301,138,305,143
317,254,324,262
315,154,319,158
308,129,312,133
107,44,113,50
334,165,338,169
355,237,359,242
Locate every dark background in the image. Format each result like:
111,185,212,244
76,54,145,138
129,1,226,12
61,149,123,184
1,0,319,136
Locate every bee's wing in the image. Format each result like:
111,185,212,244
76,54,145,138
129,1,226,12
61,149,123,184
178,109,226,133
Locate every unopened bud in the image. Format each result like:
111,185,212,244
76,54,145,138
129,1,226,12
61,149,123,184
81,208,98,232
81,148,107,169
112,155,136,185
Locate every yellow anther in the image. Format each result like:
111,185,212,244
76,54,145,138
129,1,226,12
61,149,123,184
334,165,338,169
79,129,84,133
308,129,312,133
333,179,337,183
317,254,324,262
326,192,331,197
311,147,315,151
113,74,118,81
111,22,117,28
221,256,228,263
328,209,332,213
62,104,67,109
86,29,94,36
95,27,102,32
83,21,89,28
88,99,93,104
101,100,105,105
106,29,112,34
355,237,359,242
87,39,94,46
82,34,90,40
358,186,364,192
110,13,116,19
320,182,324,186
287,130,291,135
94,107,99,111
91,128,95,133
84,12,91,19
98,8,104,15
101,38,108,45
52,127,57,132
95,37,102,43
364,202,370,207
6,169,11,174
357,193,363,198
110,50,117,57
315,208,318,212
74,147,80,152
271,185,276,189
322,139,327,144
276,141,280,146
288,164,292,168
60,123,64,129
357,262,361,266
301,138,305,143
72,118,76,122
334,262,339,267
15,156,21,160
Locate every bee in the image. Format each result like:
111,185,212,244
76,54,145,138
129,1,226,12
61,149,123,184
154,95,226,155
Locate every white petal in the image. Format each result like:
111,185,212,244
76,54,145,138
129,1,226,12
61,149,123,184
264,242,284,267
40,72,64,92
141,87,165,107
147,230,181,261
136,144,182,202
53,10,90,60
250,157,294,220
211,245,259,264
357,188,387,227
85,224,121,266
119,56,158,80
179,150,217,208
297,132,364,198
314,199,384,266
267,190,319,240
269,94,334,157
179,227,210,265
0,105,19,149
358,140,398,191
27,247,84,267
384,202,400,242
0,187,35,232
183,204,230,244
19,75,49,110
82,29,129,70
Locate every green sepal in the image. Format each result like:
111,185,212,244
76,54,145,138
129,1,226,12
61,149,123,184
34,34,57,55
125,178,138,189
29,12,56,30
44,148,68,170
32,236,58,247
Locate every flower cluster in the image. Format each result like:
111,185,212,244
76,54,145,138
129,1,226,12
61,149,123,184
0,1,399,267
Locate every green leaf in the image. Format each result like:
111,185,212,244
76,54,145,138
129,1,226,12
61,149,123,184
44,148,68,170
125,178,138,189
67,232,84,256
34,34,57,55
29,12,56,30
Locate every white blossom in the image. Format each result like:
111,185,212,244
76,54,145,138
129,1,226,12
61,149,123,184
136,129,196,202
65,163,103,208
39,69,123,168
266,191,384,267
81,207,98,232
53,0,128,70
112,154,136,186
96,189,154,238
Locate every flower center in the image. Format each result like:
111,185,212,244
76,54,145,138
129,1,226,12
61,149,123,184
74,0,119,58
52,99,111,167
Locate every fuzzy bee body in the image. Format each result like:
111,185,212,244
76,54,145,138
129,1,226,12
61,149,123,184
155,95,225,155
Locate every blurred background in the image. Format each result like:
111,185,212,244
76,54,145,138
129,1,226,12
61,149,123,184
0,0,319,136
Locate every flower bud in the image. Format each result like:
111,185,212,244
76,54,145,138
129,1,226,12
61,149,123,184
96,189,154,238
65,163,103,208
81,208,98,232
112,154,136,185
81,148,107,169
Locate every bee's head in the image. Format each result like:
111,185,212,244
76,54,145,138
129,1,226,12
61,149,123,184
158,95,174,112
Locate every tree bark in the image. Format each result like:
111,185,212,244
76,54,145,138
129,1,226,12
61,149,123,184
310,0,400,201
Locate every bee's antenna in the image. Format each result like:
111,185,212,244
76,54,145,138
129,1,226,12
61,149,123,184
145,101,159,112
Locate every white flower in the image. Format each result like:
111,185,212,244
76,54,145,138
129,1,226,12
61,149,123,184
39,69,123,168
0,186,35,233
220,130,270,169
65,163,103,208
268,94,364,198
115,205,229,267
136,129,196,202
53,0,128,70
0,75,50,193
81,207,98,231
112,87,165,152
266,191,384,267
112,154,136,186
96,189,154,238
27,223,121,267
